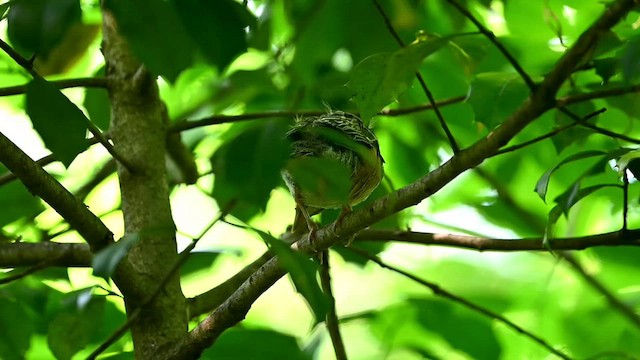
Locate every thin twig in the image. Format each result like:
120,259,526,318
0,77,108,97
558,84,640,106
443,0,536,90
348,248,572,360
0,38,37,77
493,108,608,156
623,170,629,232
0,258,58,284
373,0,460,153
355,229,640,251
319,251,347,360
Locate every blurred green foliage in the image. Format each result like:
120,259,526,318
0,0,639,359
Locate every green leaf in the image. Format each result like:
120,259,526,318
26,76,88,167
0,296,34,360
103,0,195,83
621,35,640,83
0,2,11,20
7,0,81,59
201,328,310,360
174,0,255,70
593,57,620,84
92,234,139,279
48,292,105,360
83,66,110,130
371,298,501,359
554,183,618,216
211,121,290,212
534,150,606,202
180,250,231,278
467,72,530,129
347,34,462,122
285,157,351,207
258,231,328,324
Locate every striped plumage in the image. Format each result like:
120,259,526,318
283,111,384,235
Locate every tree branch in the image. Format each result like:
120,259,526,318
0,77,108,97
165,2,636,356
0,242,92,268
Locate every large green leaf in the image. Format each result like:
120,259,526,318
7,0,81,59
201,328,310,360
285,157,351,208
534,150,607,202
211,121,290,214
26,76,89,167
47,291,105,360
347,34,463,122
0,296,34,360
83,66,110,131
103,0,195,83
621,34,640,83
467,72,530,129
174,0,255,71
258,230,328,324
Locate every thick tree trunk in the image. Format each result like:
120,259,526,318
101,10,187,358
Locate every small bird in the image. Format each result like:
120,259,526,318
282,111,384,245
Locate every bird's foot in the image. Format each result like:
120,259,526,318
334,205,356,246
307,221,320,253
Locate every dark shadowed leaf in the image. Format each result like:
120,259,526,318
7,0,81,59
621,35,640,83
26,76,88,167
174,0,255,71
92,234,139,279
201,328,310,360
0,296,34,360
48,291,105,360
211,121,290,213
285,157,351,207
258,230,328,324
103,0,195,83
84,66,110,130
179,250,233,277
467,72,530,129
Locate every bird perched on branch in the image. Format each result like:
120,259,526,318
282,111,384,245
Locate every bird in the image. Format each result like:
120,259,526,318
282,111,384,246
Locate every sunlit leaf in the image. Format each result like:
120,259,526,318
535,150,607,201
348,34,463,122
257,230,328,324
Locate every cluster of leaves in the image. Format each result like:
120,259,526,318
0,0,639,359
